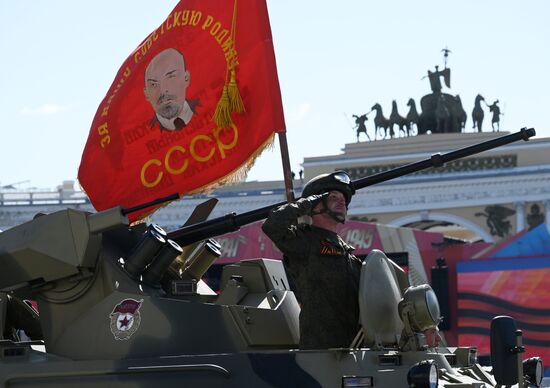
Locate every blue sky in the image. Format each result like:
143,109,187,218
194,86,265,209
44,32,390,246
1,1,548,190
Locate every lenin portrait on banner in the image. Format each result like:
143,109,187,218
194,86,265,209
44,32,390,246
144,48,200,132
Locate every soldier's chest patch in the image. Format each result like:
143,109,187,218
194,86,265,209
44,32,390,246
319,239,345,256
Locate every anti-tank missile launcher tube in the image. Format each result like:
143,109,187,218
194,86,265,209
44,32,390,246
167,127,536,247
180,239,222,281
142,239,184,285
124,225,167,279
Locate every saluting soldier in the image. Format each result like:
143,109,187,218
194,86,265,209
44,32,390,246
262,171,362,349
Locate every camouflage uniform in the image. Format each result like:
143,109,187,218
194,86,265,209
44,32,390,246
262,195,362,349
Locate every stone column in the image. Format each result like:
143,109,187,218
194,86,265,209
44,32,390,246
515,201,525,232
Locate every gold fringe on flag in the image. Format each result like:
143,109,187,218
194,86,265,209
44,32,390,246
187,132,276,195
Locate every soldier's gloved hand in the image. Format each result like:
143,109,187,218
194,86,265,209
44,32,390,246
294,193,329,216
303,192,329,211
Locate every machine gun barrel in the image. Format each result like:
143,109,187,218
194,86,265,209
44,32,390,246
168,128,535,247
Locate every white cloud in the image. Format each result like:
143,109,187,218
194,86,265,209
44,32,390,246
19,104,69,116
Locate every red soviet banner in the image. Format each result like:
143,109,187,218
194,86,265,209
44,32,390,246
78,0,285,221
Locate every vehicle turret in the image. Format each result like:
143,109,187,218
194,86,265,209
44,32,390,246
0,206,128,293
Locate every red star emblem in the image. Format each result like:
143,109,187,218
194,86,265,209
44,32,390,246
119,315,131,328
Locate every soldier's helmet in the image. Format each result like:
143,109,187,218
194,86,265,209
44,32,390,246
301,171,355,207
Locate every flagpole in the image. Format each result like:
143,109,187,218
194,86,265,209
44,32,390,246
277,132,295,202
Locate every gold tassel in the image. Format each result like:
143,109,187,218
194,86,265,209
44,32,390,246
228,68,245,113
213,0,245,127
213,85,233,128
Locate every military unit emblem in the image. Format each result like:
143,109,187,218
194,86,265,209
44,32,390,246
109,298,144,340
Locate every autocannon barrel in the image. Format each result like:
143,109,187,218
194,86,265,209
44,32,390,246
351,127,535,191
168,128,535,247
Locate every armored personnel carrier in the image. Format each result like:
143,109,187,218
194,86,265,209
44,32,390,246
0,129,544,387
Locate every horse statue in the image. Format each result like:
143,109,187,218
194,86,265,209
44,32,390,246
455,94,467,131
472,94,485,132
434,95,451,133
371,103,391,139
415,61,466,135
417,93,462,135
352,113,370,142
389,100,408,137
405,98,419,136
